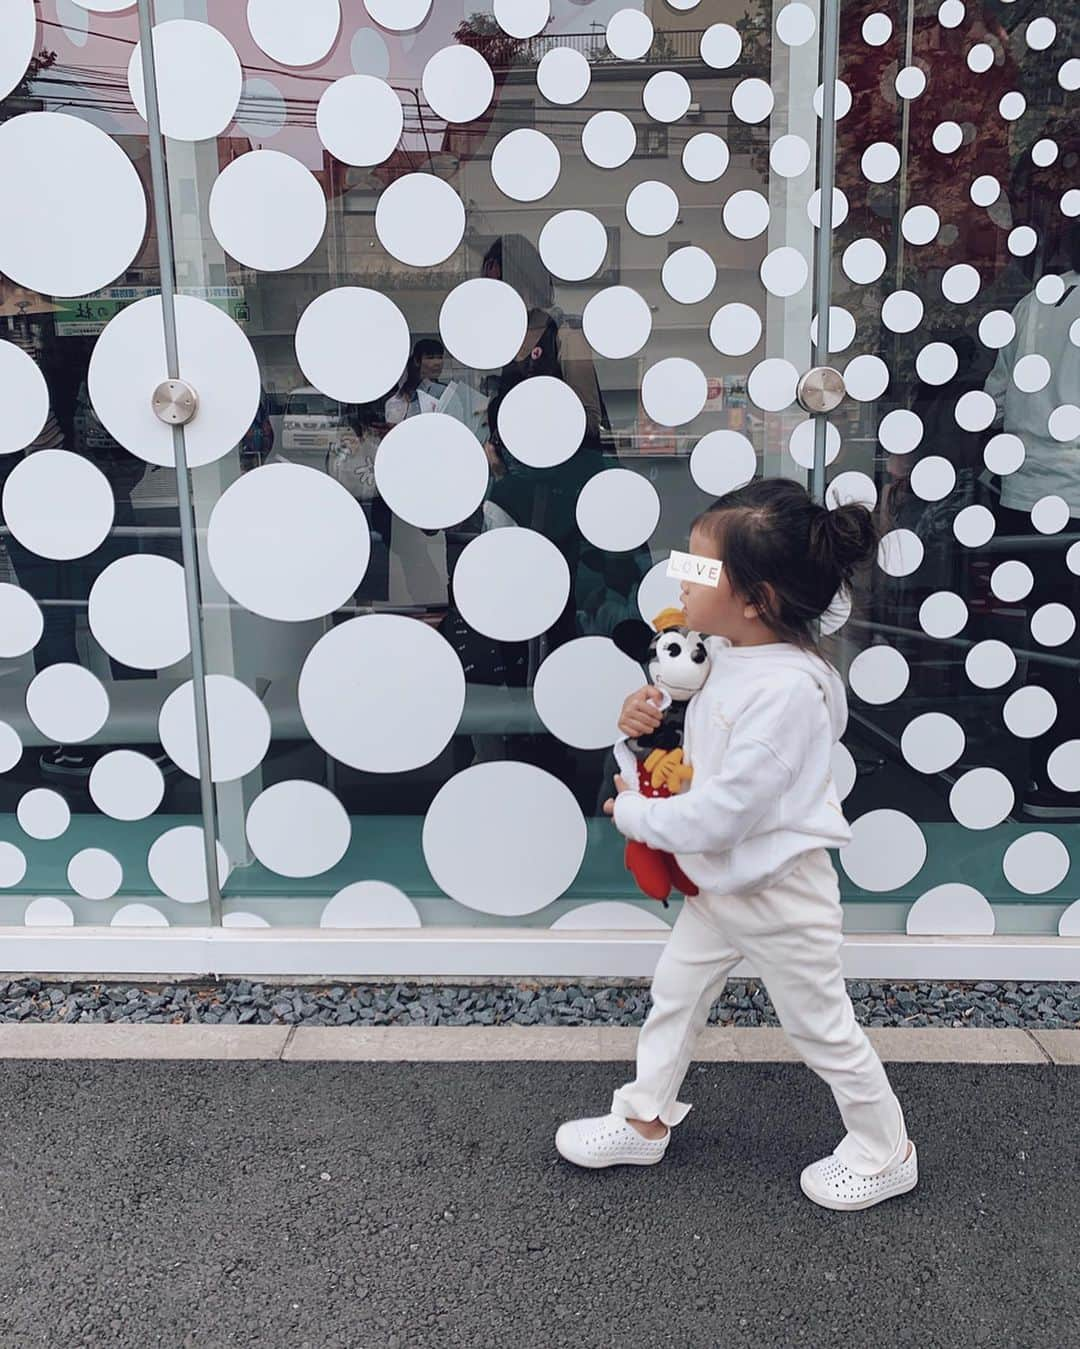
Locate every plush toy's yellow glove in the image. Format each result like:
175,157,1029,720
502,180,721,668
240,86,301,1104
644,748,694,794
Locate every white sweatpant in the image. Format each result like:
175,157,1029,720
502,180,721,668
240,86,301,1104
611,849,909,1175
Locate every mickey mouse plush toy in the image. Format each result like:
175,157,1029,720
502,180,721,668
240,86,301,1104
612,608,712,905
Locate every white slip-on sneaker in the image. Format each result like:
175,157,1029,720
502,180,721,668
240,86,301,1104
555,1114,671,1170
800,1142,918,1212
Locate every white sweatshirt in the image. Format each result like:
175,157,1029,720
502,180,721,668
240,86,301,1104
613,641,851,897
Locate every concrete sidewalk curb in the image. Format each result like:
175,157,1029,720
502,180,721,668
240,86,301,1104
0,1024,1074,1063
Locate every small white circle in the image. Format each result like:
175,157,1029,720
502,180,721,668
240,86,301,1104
0,339,49,456
950,768,1014,829
26,664,108,744
842,238,887,285
841,809,926,892
1014,354,1051,393
971,174,1001,207
878,529,924,577
939,1,965,29
878,409,924,455
498,378,586,467
828,472,877,511
776,3,816,45
861,142,900,183
1048,741,1080,791
895,65,927,99
965,639,1016,689
0,722,22,774
813,80,852,119
700,23,741,68
582,111,636,169
364,0,431,29
682,132,729,182
942,264,981,304
910,457,956,501
68,849,121,901
760,247,808,298
148,827,231,904
247,0,340,65
129,20,242,142
1003,833,1069,894
89,751,165,822
810,307,856,355
247,781,350,879
1037,275,1067,305
643,71,691,123
723,189,770,240
844,354,890,402
583,287,652,359
537,47,590,104
491,129,560,202
538,210,608,282
375,173,465,268
998,91,1026,122
88,555,190,672
0,584,43,659
710,303,761,357
17,789,70,842
919,592,968,639
533,638,645,750
159,675,271,783
316,75,403,168
1032,138,1059,168
1031,603,1075,648
607,8,653,60
991,560,1034,602
979,309,1016,349
954,389,995,432
954,505,995,548
848,645,909,703
1008,226,1038,258
807,188,850,230
641,358,707,426
422,44,494,124
769,134,812,178
916,342,959,386
932,120,963,154
862,13,892,44
576,470,660,553
626,181,679,236
494,0,549,39
0,841,26,889
902,204,940,245
662,247,716,305
1003,686,1057,739
1031,495,1070,533
320,882,420,930
732,78,774,124
454,530,570,642
881,291,924,334
1048,406,1080,442
690,430,757,496
376,414,489,531
901,713,966,773
967,42,995,74
1059,57,1080,92
789,420,840,471
439,278,527,371
748,359,799,413
2,450,113,561
984,433,1025,476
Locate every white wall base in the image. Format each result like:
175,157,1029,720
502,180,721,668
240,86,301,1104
2,926,1079,981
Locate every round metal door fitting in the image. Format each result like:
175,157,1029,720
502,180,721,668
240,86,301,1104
151,379,199,426
796,366,845,414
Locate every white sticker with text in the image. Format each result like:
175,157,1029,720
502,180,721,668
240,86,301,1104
666,550,723,587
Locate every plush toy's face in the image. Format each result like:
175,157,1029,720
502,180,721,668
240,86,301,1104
647,627,710,701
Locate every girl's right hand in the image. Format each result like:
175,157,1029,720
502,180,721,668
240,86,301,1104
618,686,664,739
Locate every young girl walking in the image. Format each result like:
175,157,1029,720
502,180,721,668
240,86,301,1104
555,478,918,1212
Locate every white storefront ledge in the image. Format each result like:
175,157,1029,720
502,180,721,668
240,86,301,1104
1,925,1079,981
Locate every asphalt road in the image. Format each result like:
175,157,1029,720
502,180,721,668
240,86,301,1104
0,1060,1076,1349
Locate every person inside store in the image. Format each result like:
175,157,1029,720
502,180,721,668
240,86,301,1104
327,399,393,603
384,338,448,423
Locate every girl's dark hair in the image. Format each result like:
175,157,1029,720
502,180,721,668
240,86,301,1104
400,338,445,397
693,478,877,647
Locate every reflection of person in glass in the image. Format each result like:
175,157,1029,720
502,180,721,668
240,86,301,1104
984,222,1080,818
384,338,447,424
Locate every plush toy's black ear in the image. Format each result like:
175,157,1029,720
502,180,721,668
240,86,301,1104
612,619,654,664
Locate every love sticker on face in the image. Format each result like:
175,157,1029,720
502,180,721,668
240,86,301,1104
666,550,723,587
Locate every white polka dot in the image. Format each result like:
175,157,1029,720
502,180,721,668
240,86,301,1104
662,247,716,305
551,902,669,932
932,121,963,153
709,303,761,357
538,209,608,282
350,27,389,77
769,133,812,178
158,675,270,783
844,354,890,401
0,0,35,103
907,884,995,936
1059,57,1080,92
454,529,569,642
848,646,909,703
881,290,924,334
17,789,70,842
950,768,1014,829
498,378,585,468
0,583,42,658
878,529,924,577
363,0,430,30
88,555,189,675
861,142,900,183
24,897,75,927
965,639,1015,689
491,128,560,201
626,180,679,236
375,414,488,531
26,664,108,743
700,22,741,68
320,882,421,929
423,762,586,914
895,65,927,99
236,77,287,141
1048,405,1080,443
990,560,1033,603
68,848,121,900
942,264,981,305
807,187,850,230
0,113,146,298
1014,354,1051,394
641,357,707,426
760,247,808,297
1063,190,1080,219
316,75,403,167
938,0,965,26
901,711,965,772
821,588,853,637
439,278,527,372
1031,603,1075,647
919,591,968,638
3,449,112,562
916,341,958,386
954,389,995,432
841,809,926,891
862,12,892,44
878,409,923,455
832,743,856,801
901,205,940,245
788,419,840,471
978,310,1015,350
0,841,26,888
842,238,887,285
129,20,241,142
494,0,549,39
682,132,729,182
0,722,22,773
1048,741,1080,791
732,78,774,124
967,42,994,74
690,431,756,496
533,637,644,750
1008,226,1038,258
643,70,691,123
299,615,464,774
1069,541,1080,574
998,90,1026,121
1032,138,1059,168
723,189,770,240
813,80,852,119
576,471,659,552
295,287,409,406
0,339,49,456
148,827,231,904
810,307,856,354
247,0,340,65
827,471,877,511
748,358,799,413
1003,832,1069,894
89,751,165,822
776,3,816,45
607,8,653,60
970,174,1000,207
112,903,169,927
376,173,464,268
247,781,350,879
537,47,590,105
583,287,652,359
954,504,996,549
222,911,270,929
422,44,493,123
89,295,260,470
208,463,370,622
1004,686,1057,740
983,433,1024,477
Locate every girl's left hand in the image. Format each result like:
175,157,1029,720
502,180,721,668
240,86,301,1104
603,774,631,817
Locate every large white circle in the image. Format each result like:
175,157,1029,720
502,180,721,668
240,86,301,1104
878,409,923,455
68,848,121,901
159,675,271,782
1003,686,1057,739
533,638,644,750
88,555,189,672
732,78,774,124
747,358,799,412
954,504,995,547
0,583,42,658
491,128,560,201
0,112,147,297
641,358,707,426
576,471,660,552
375,174,465,267
583,287,652,359
919,591,967,638
2,451,113,561
881,290,924,334
26,664,109,743
300,615,464,774
497,378,585,467
848,645,909,704
643,71,691,123
682,132,729,181
1003,833,1069,895
375,414,489,530
842,238,887,285
247,781,350,879
901,712,965,773
700,23,741,68
208,463,370,622
129,21,242,142
710,303,761,357
494,0,549,39
316,74,403,167
89,295,260,470
0,339,49,456
89,750,165,822
538,210,608,282
662,247,716,305
209,150,325,271
453,530,570,642
841,810,927,892
320,882,421,930
296,287,410,405
17,789,70,842
423,762,586,914
878,529,924,577
723,189,770,240
148,826,231,904
439,278,527,370
423,44,493,125
626,181,679,236
965,639,1016,689
247,0,340,65
690,430,756,496
364,0,430,29
537,47,590,104
607,8,653,59
950,768,1014,830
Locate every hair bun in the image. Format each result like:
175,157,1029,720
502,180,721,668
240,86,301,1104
812,501,878,580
